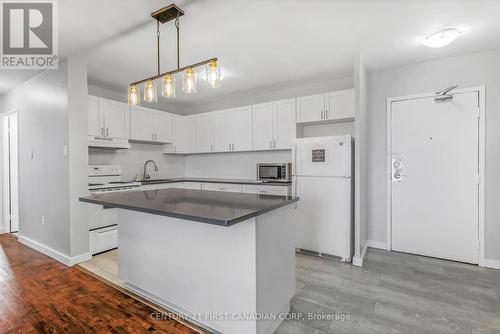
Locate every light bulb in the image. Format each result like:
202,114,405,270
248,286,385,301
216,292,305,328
162,73,176,98
128,84,140,106
206,60,220,88
182,67,197,93
144,80,157,102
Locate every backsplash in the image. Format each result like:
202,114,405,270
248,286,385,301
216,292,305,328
88,142,185,181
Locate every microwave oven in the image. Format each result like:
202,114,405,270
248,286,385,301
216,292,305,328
257,163,292,183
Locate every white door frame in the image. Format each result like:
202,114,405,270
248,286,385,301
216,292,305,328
1,109,19,234
386,86,485,266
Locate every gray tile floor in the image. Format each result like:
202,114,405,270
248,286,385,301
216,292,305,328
279,249,500,334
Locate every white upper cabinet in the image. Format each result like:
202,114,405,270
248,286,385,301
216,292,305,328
130,106,155,141
253,99,295,150
252,102,274,150
195,112,215,153
214,109,234,152
273,98,296,149
155,111,173,143
88,96,102,137
325,89,355,120
297,89,354,123
130,106,173,143
231,106,253,152
88,96,129,138
102,99,129,139
297,93,324,123
171,115,195,153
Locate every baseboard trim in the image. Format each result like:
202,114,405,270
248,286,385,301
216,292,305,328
483,258,500,270
352,244,368,267
366,240,387,250
18,235,91,266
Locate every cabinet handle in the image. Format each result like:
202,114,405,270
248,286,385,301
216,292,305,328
320,110,323,119
269,140,272,148
106,128,109,136
273,140,276,148
211,144,214,152
174,146,176,152
325,110,328,119
232,143,234,151
228,143,231,151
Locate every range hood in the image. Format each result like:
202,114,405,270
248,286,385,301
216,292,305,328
88,136,131,149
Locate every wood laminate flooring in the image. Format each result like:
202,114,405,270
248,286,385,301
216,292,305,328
0,234,199,334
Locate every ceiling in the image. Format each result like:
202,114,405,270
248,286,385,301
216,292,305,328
2,0,500,109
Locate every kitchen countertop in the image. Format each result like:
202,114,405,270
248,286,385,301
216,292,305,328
80,188,299,226
136,177,292,186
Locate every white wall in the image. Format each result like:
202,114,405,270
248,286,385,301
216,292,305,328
353,54,368,264
185,151,292,179
367,48,500,262
89,143,185,181
0,59,89,261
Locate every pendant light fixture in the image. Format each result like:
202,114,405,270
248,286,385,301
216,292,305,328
206,59,221,88
128,84,140,106
182,67,197,93
128,4,220,105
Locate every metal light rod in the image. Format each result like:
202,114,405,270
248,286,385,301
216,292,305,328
130,57,217,87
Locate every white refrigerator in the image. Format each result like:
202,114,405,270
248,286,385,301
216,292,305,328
293,135,353,261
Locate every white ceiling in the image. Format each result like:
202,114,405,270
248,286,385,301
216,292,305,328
2,0,500,109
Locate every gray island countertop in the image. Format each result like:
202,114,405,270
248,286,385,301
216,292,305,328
80,188,299,226
137,177,292,186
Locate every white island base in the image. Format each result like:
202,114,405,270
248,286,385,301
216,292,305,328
117,205,296,334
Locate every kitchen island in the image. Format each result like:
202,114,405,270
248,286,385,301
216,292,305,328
80,188,299,334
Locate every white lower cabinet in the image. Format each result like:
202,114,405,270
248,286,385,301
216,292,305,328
202,183,242,193
241,184,292,196
183,182,203,190
140,182,184,191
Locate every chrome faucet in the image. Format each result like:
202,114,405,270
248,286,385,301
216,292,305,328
142,160,159,181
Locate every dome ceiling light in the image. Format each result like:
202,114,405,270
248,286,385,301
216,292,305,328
422,28,461,48
128,4,221,105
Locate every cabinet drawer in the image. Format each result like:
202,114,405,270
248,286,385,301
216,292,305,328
141,182,184,191
183,182,203,190
202,183,242,193
241,184,291,196
89,226,117,255
89,206,118,230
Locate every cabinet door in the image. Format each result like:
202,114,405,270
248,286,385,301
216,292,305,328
213,110,233,152
130,106,155,141
297,93,324,123
155,111,173,143
88,96,102,136
172,115,195,153
252,102,274,151
325,89,355,120
231,106,253,151
195,113,214,153
102,99,129,138
273,98,295,150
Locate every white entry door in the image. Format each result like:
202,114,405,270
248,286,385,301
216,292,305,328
390,91,480,264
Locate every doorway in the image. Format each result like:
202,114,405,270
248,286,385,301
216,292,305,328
386,87,485,265
2,111,19,234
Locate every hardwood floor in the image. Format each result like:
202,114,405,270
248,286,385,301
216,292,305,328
0,234,199,334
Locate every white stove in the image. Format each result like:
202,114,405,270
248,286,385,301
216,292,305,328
87,165,140,255
88,165,140,193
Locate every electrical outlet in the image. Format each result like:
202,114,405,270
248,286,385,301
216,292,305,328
41,215,45,225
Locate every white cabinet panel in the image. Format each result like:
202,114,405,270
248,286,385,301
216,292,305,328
130,106,155,141
232,106,253,152
183,182,203,190
196,113,214,153
88,96,102,136
102,99,129,139
325,89,354,120
155,111,173,143
273,98,295,149
252,102,274,151
172,115,195,153
141,182,184,191
214,110,233,152
241,184,291,196
202,183,242,193
297,93,324,123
